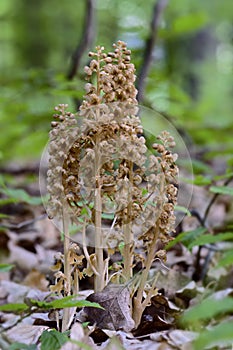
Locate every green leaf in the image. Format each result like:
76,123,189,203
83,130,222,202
0,303,28,312
0,263,14,272
174,205,191,216
0,187,43,205
118,241,125,255
217,250,233,267
0,296,102,319
101,212,114,220
0,213,10,218
28,295,103,310
166,227,207,250
0,197,18,206
180,174,212,186
141,188,148,196
49,297,103,310
40,330,68,350
193,321,233,350
81,322,90,328
10,343,37,350
210,185,233,196
192,175,212,186
182,296,233,326
0,175,5,187
172,12,208,35
213,172,233,181
188,232,233,249
188,159,213,175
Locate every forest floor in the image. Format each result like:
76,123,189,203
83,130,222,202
0,158,233,350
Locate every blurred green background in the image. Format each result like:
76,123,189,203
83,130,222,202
0,0,232,169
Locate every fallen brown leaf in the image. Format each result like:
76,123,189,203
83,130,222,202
133,293,177,337
60,323,97,350
5,323,48,345
83,284,135,331
22,269,49,291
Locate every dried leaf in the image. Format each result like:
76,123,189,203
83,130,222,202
8,241,38,271
150,330,197,350
112,330,171,350
60,323,97,350
84,284,135,331
133,293,177,337
89,327,109,344
23,269,49,291
176,281,204,297
1,280,30,303
0,264,14,272
210,185,233,196
5,324,48,345
99,336,125,350
167,330,197,348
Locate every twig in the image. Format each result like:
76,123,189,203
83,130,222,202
67,0,95,80
189,209,206,226
137,0,169,103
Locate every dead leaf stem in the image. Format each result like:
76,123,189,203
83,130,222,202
61,209,71,332
122,161,134,281
133,225,159,327
82,220,100,277
94,118,105,292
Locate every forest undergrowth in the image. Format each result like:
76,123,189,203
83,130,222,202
0,41,233,350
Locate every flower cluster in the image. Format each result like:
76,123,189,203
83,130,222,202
152,131,178,235
80,41,137,109
136,131,178,260
47,104,78,220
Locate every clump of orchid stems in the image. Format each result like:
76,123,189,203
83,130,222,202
47,41,178,329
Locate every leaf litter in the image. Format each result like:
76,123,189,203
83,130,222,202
0,168,233,349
